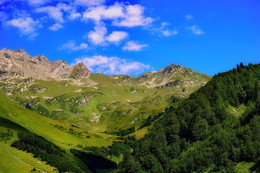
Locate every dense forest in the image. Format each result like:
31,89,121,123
119,63,260,172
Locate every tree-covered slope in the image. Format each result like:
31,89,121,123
119,63,260,172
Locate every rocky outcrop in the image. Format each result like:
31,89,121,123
70,62,91,79
0,48,91,79
137,64,210,88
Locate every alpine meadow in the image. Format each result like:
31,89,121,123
0,0,259,173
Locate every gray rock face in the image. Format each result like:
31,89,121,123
0,48,91,79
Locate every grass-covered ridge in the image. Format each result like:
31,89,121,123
0,64,210,134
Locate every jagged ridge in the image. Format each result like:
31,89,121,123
0,48,90,79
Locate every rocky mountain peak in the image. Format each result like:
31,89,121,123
159,64,183,74
70,62,91,79
0,48,91,80
33,55,49,64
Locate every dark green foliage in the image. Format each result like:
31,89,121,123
11,133,86,172
139,111,167,129
0,117,27,131
119,63,260,172
83,137,135,158
109,141,131,157
0,129,13,141
71,149,117,173
107,127,135,136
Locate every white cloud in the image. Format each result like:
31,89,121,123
185,15,193,20
75,55,151,75
83,2,124,22
161,30,178,37
68,9,81,20
88,24,107,45
106,31,128,44
60,40,88,51
113,4,154,27
49,23,63,31
35,3,71,23
122,41,148,51
74,0,105,7
87,24,128,45
83,2,153,27
5,17,40,38
188,25,204,35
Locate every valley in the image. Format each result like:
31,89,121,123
0,49,259,173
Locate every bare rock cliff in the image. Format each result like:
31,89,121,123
0,48,91,79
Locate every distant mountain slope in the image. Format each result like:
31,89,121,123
0,48,211,134
0,48,90,79
119,63,260,172
136,64,211,88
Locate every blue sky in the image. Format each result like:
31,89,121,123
0,0,259,76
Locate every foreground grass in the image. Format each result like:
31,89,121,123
0,143,56,173
0,91,112,149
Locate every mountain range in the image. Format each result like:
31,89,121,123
0,48,210,133
0,49,259,173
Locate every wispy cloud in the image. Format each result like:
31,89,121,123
161,29,178,37
122,41,148,51
68,9,81,20
5,17,40,39
49,23,63,31
185,15,193,20
60,40,88,51
75,55,151,75
0,0,8,5
27,0,50,6
74,0,105,7
150,22,178,37
188,25,205,35
35,3,71,23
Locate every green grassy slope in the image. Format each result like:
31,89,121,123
0,66,210,135
0,91,112,149
0,91,117,172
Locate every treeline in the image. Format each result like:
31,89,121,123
106,127,136,136
71,149,117,172
119,63,260,172
11,133,88,172
90,136,135,155
11,132,137,172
